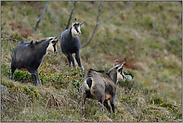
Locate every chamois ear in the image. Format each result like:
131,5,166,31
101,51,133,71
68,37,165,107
29,41,34,48
30,40,33,44
72,18,77,26
113,59,118,66
51,40,58,44
80,22,85,26
35,41,39,45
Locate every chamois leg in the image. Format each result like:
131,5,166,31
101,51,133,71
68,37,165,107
31,73,38,86
66,55,72,67
110,98,116,114
96,94,105,112
68,53,76,69
82,91,86,109
75,51,84,71
34,70,42,86
10,66,16,80
28,68,41,86
82,91,87,115
31,73,36,84
104,100,111,113
31,72,41,86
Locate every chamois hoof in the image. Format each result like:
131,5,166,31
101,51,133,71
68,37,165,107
81,66,85,71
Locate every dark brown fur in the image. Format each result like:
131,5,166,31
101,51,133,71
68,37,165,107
10,37,59,86
82,62,125,114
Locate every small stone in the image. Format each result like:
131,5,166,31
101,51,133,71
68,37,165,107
1,85,9,95
125,75,133,80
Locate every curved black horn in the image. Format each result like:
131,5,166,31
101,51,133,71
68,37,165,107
80,22,85,25
113,59,118,66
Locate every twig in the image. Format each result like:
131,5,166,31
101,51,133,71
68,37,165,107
34,1,48,32
47,6,62,34
82,23,98,48
82,2,129,48
99,2,130,25
65,1,77,30
82,2,104,48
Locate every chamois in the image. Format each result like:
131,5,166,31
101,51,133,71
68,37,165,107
82,60,126,114
60,18,85,71
11,36,60,86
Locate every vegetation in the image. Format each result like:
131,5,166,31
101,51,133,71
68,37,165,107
1,1,182,122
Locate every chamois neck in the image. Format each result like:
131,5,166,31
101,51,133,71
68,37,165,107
35,40,50,58
106,69,117,84
69,27,74,38
69,27,72,34
70,26,78,38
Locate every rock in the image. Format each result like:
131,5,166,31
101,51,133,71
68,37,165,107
1,85,9,95
125,75,133,80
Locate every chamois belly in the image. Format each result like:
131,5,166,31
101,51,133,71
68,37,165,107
18,68,27,71
105,94,112,100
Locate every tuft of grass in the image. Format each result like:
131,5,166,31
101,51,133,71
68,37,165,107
165,39,182,58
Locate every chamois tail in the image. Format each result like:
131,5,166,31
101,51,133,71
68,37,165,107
86,78,92,88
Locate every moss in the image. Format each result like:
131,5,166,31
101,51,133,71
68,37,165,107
23,86,30,93
33,90,40,97
7,82,15,88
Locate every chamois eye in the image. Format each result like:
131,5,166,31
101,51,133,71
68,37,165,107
118,68,122,72
74,26,79,33
52,41,57,44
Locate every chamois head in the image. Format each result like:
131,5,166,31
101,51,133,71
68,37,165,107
71,18,85,37
113,59,126,81
46,36,60,54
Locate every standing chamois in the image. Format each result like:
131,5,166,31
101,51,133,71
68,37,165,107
82,60,126,114
11,36,59,86
60,18,85,71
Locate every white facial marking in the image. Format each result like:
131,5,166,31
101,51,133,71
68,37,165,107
117,71,124,81
117,72,121,80
117,62,126,81
71,27,77,37
46,41,55,53
118,71,126,81
78,26,81,34
71,24,81,37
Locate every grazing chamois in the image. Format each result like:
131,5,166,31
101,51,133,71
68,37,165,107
60,18,85,71
11,36,60,86
82,60,126,114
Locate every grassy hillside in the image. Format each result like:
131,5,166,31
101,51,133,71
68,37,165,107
1,1,182,122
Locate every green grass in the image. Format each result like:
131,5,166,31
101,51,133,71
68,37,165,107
1,1,182,122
